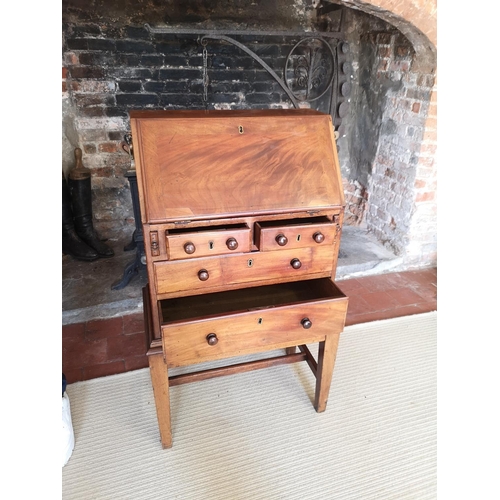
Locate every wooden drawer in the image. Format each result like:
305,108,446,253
153,245,334,298
161,278,348,368
255,216,339,251
166,224,251,260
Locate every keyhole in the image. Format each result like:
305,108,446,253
247,259,253,267
239,125,244,134
209,241,214,250
296,234,301,242
258,318,263,324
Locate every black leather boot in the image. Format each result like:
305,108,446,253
62,173,99,261
68,149,114,258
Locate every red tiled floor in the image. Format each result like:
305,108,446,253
62,267,437,383
341,268,437,326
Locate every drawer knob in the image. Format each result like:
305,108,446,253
184,242,196,254
276,234,288,246
198,269,209,281
290,258,302,269
226,237,238,250
301,318,312,329
206,333,218,346
313,232,325,243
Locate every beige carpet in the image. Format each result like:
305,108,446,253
62,311,437,500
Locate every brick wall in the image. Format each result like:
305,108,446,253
62,0,437,269
62,26,319,239
333,7,436,266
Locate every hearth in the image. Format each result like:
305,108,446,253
62,0,436,286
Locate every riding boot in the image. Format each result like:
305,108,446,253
62,173,99,261
68,148,114,258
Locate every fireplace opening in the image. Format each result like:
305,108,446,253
62,0,437,320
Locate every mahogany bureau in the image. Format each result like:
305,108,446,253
129,109,349,448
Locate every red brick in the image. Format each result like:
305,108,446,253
63,338,109,369
92,167,114,177
385,288,427,307
86,317,123,339
63,368,84,385
62,67,68,79
84,361,126,380
107,332,147,360
378,47,391,57
336,278,365,295
409,282,437,303
123,313,145,335
423,129,437,142
404,269,437,286
412,102,421,113
124,355,149,371
420,143,437,155
63,322,85,339
62,81,67,92
356,290,401,311
98,142,120,153
424,117,437,129
378,60,389,71
416,191,435,202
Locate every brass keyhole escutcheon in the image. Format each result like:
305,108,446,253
239,125,244,134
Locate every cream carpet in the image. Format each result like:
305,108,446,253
62,311,437,500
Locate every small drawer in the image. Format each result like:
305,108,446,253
166,223,251,260
161,278,348,368
153,245,334,298
255,216,339,251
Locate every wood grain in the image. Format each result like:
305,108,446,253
131,111,343,223
162,287,348,368
154,245,334,297
166,224,251,260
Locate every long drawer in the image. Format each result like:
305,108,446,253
160,278,348,368
153,246,334,298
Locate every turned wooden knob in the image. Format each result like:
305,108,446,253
226,237,238,250
290,258,302,269
206,333,218,346
301,318,312,329
276,234,288,246
184,242,196,254
313,232,325,243
198,269,209,281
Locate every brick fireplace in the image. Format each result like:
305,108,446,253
62,0,437,271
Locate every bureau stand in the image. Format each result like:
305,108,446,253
130,109,349,448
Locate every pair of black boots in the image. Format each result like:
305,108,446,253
62,148,114,261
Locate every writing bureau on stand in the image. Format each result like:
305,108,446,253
130,109,349,448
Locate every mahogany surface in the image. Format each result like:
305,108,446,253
131,110,344,223
130,109,349,449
